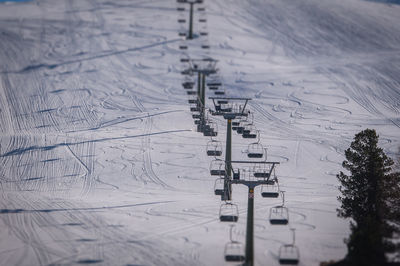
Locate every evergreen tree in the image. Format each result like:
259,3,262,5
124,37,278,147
337,129,400,266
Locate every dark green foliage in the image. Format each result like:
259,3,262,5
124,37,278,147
337,129,400,266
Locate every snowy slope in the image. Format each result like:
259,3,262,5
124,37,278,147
0,0,399,265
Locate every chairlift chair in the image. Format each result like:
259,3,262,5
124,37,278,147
214,178,224,196
219,202,239,222
217,99,229,105
178,19,186,23
207,81,222,87
247,143,264,158
279,228,300,265
188,97,198,104
279,244,300,265
192,113,201,119
190,106,200,112
243,130,258,139
181,69,192,75
180,54,190,62
207,140,222,157
269,191,289,225
210,160,226,176
224,241,245,262
232,120,240,126
214,90,225,95
182,81,194,89
203,129,217,137
261,182,280,198
253,164,270,179
187,90,196,95
269,206,289,225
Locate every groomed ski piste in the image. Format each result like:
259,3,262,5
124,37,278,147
0,0,399,265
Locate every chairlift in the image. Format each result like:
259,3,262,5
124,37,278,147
242,123,254,135
207,81,222,87
225,241,245,262
182,81,194,89
204,129,217,137
192,113,201,119
224,225,245,262
190,106,200,112
219,202,239,222
200,31,208,36
181,69,192,75
210,160,226,176
247,142,264,158
279,244,300,265
214,178,224,196
179,43,188,50
207,140,222,157
261,177,280,198
187,90,196,95
253,164,270,179
202,121,217,136
180,55,190,62
178,19,186,23
188,96,198,104
178,32,187,37
214,90,225,95
270,206,289,225
269,191,289,225
232,120,240,126
279,229,300,265
243,130,258,139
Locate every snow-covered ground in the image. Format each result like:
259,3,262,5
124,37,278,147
0,0,399,265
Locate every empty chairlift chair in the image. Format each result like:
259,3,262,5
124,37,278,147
207,140,222,157
188,95,198,104
270,206,289,225
269,191,289,225
210,160,226,176
231,119,241,130
279,245,300,265
247,143,264,158
224,225,245,262
224,241,245,262
279,229,300,265
214,178,224,196
219,202,239,222
203,121,218,137
253,164,270,179
242,125,258,139
261,177,280,198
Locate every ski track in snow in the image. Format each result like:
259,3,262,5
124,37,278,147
0,0,399,265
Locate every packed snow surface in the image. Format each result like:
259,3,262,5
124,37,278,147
0,0,399,265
